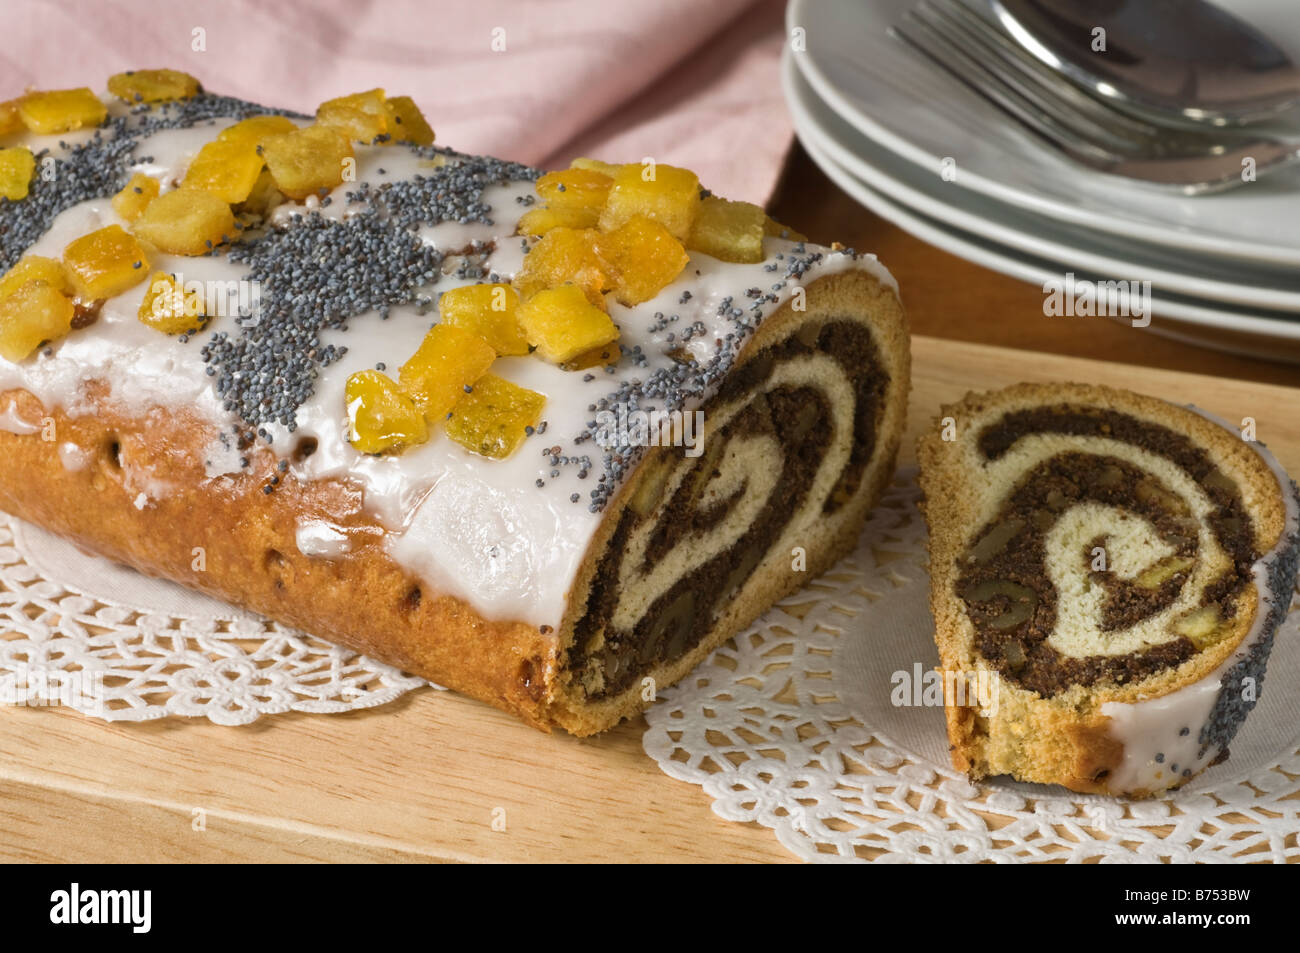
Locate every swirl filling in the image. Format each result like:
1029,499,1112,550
961,406,1259,697
568,318,888,700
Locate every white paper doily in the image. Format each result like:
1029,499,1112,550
642,469,1300,863
3,468,1298,863
0,515,429,726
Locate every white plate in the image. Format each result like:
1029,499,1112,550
788,0,1300,266
795,125,1300,363
784,51,1300,312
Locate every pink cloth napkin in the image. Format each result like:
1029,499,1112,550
2,0,791,202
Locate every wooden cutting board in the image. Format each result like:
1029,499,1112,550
2,334,1297,863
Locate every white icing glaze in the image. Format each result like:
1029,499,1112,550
130,119,245,186
58,441,92,471
0,107,897,627
202,429,246,478
1101,413,1300,794
0,397,41,434
121,464,176,505
295,520,352,558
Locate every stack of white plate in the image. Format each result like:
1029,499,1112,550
784,0,1300,362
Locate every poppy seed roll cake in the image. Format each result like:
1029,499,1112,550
0,73,909,734
918,382,1300,797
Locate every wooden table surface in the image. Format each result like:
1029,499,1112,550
2,147,1298,864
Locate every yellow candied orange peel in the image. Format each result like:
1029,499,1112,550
445,373,545,459
137,272,206,335
0,98,25,136
261,124,354,200
0,146,35,200
517,169,612,237
111,172,160,221
437,283,529,357
62,225,150,300
347,369,429,454
764,215,807,242
516,284,619,365
598,162,700,241
0,255,70,299
569,157,620,177
181,138,265,204
398,323,497,423
687,195,767,264
517,205,600,235
596,215,689,306
0,280,75,362
132,189,236,256
217,115,298,149
237,169,283,217
107,69,201,104
513,227,610,308
536,169,613,210
383,96,435,146
18,88,107,135
316,88,389,142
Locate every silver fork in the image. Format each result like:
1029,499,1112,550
889,0,1300,192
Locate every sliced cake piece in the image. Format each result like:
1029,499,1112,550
918,383,1300,797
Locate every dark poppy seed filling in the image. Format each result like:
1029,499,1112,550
567,317,887,700
961,406,1260,697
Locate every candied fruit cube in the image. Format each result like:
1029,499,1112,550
764,215,807,242
570,157,620,177
316,89,388,142
1174,604,1223,644
112,172,161,221
107,69,201,104
516,205,599,235
0,98,24,136
513,227,609,308
237,168,282,216
182,138,265,203
398,323,496,422
0,255,70,299
62,225,150,299
687,195,766,264
438,283,528,356
516,284,619,364
0,146,35,201
599,162,700,241
217,115,299,150
0,280,74,362
18,88,107,135
596,215,689,306
346,370,429,454
138,272,204,335
562,341,621,371
261,124,354,200
384,95,435,146
132,188,235,256
535,169,612,210
446,373,545,459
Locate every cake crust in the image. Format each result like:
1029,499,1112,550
0,268,907,734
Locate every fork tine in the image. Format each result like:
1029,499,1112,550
890,14,1121,166
908,1,1151,155
929,0,1164,139
891,10,1296,190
